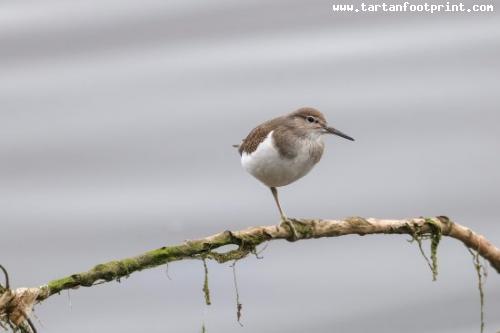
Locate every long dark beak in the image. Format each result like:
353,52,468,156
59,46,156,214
325,126,355,141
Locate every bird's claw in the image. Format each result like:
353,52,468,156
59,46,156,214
280,217,299,242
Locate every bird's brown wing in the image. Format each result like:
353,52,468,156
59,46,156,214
238,118,282,156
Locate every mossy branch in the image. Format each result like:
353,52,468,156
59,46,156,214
1,216,500,331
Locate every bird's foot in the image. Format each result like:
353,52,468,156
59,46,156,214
280,217,299,242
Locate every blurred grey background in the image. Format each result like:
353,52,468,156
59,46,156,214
1,0,499,332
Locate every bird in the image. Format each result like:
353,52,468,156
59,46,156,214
236,107,354,239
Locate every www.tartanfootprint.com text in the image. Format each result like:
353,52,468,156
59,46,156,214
332,2,494,13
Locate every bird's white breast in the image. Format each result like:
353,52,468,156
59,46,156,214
241,131,322,187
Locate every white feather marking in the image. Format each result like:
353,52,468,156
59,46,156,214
241,131,322,187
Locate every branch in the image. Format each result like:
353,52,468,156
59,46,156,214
1,216,499,330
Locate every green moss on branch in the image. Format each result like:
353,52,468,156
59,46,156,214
32,216,500,303
39,229,267,300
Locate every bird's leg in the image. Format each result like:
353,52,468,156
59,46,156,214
270,187,298,240
270,187,287,219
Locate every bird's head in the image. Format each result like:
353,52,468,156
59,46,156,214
288,107,355,141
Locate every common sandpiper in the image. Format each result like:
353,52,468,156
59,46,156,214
236,107,354,239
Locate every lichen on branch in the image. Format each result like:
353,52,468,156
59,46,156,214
407,218,443,281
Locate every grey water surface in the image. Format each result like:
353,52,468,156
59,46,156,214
1,0,499,332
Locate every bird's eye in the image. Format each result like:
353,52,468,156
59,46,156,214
306,116,315,123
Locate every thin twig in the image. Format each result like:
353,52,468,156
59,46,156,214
26,318,37,333
230,261,243,326
202,259,211,306
408,233,434,278
164,262,172,281
466,242,486,333
0,265,10,289
253,242,269,259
